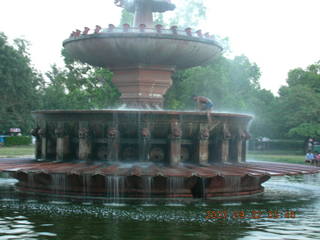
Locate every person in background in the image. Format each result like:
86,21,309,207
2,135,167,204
192,95,213,111
305,151,315,163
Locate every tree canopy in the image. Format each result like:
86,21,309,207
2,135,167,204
39,49,120,110
276,62,320,139
0,32,42,134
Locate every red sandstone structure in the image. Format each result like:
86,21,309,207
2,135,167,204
1,0,319,199
63,0,221,108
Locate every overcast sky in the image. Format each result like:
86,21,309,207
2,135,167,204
1,0,319,94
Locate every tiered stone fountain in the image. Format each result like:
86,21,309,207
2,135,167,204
0,0,319,199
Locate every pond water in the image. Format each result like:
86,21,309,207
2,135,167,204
0,174,320,240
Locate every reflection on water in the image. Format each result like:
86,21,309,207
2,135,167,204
0,174,320,239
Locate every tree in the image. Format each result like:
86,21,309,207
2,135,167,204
165,55,261,110
164,54,279,138
168,0,206,28
0,33,43,134
118,0,207,28
276,63,320,139
39,49,120,110
119,9,134,26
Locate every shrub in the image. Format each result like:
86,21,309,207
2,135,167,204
4,136,32,146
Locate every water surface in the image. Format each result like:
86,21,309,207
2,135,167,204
0,174,320,239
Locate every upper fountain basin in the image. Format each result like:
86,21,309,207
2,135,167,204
63,26,223,69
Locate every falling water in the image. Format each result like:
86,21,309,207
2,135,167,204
224,176,241,193
167,176,184,197
137,111,146,162
51,174,67,194
201,177,206,200
142,176,153,202
83,175,91,196
107,112,119,162
27,173,35,189
106,176,125,203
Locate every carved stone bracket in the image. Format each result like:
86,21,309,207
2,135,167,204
55,127,67,138
237,127,251,140
199,127,210,141
170,120,182,139
141,127,151,138
222,123,231,140
79,128,90,139
107,127,119,139
31,127,40,138
38,128,47,138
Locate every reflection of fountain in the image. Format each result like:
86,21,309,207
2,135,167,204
1,0,320,200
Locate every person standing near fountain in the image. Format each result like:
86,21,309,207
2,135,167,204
192,95,214,111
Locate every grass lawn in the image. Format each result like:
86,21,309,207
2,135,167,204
247,150,305,164
0,145,34,158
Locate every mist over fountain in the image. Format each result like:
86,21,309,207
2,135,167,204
0,0,319,200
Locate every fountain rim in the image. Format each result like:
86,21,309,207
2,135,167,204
31,109,253,119
63,31,223,51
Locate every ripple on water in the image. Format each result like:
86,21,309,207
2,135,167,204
0,228,31,235
38,232,57,237
10,224,34,229
103,203,127,207
13,220,32,225
49,201,70,205
221,202,242,207
266,200,282,204
40,224,54,227
140,203,157,207
249,202,262,205
164,203,185,207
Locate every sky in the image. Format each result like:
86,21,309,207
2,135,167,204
1,0,320,94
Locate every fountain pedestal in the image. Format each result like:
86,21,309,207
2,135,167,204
112,65,174,108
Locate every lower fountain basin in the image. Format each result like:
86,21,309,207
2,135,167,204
0,159,319,199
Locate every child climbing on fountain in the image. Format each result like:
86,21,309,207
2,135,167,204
192,95,213,111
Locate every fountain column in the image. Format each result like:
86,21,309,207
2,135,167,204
169,119,182,166
241,130,250,162
133,0,153,27
39,122,55,160
78,122,92,163
31,127,41,160
107,127,119,161
221,122,231,162
140,126,151,161
55,122,70,161
196,124,209,165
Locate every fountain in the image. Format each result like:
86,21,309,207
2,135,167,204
0,0,319,200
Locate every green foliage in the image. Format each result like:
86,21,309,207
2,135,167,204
119,9,134,26
164,55,260,111
169,0,207,28
289,123,320,138
0,32,43,134
4,136,32,146
276,62,320,139
39,50,120,110
164,55,278,138
118,0,206,28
